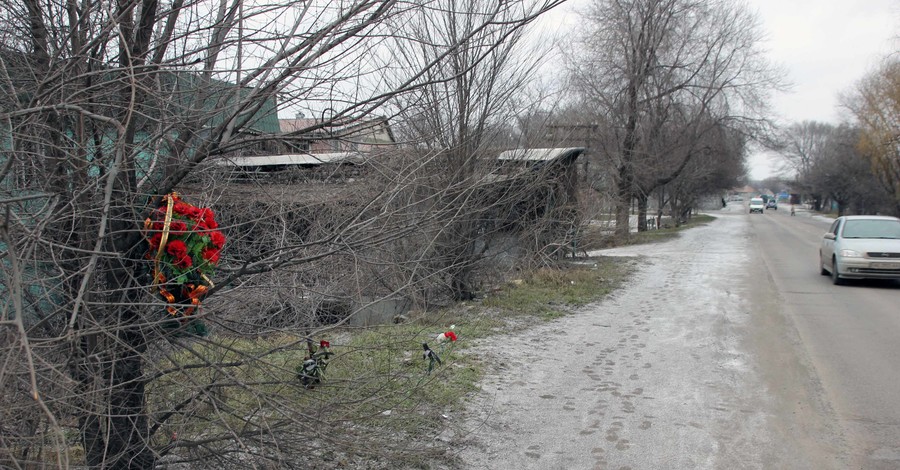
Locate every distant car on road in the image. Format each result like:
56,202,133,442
749,198,765,214
766,200,777,210
819,215,900,285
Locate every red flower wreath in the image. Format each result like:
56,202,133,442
144,193,225,318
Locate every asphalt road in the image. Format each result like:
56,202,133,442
749,205,900,469
452,204,900,469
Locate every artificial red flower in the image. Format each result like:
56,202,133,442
199,208,217,228
209,231,226,248
436,330,457,342
201,247,220,264
175,254,192,268
148,232,163,249
173,202,200,218
166,239,188,258
320,340,330,348
168,220,187,234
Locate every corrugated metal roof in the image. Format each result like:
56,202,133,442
279,117,394,141
216,152,365,166
497,147,584,162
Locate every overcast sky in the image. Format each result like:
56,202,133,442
752,0,897,123
748,0,898,179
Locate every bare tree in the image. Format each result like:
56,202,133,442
567,0,780,237
630,105,740,230
778,121,835,178
807,124,891,216
382,0,567,300
842,57,900,216
663,121,746,224
777,121,839,211
0,0,564,467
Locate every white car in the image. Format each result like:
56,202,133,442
749,197,765,214
819,215,900,285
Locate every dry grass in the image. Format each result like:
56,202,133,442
581,213,716,250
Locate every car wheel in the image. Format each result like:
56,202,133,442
819,253,828,275
831,257,844,285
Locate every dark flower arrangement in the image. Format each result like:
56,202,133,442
297,339,332,389
144,193,224,327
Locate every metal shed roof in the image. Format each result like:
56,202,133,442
496,147,584,162
216,152,365,167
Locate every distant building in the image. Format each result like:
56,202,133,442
277,116,395,154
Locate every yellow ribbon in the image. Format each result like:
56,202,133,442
156,194,175,262
148,193,176,290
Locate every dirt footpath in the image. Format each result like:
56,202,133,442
445,212,846,469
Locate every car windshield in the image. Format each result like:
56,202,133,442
751,199,763,204
841,219,900,239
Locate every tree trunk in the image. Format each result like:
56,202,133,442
614,144,635,238
669,196,683,227
837,200,847,217
636,193,649,232
78,205,155,468
614,192,631,239
812,194,822,212
615,73,640,239
81,319,155,469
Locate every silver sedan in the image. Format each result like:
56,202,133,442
819,215,900,285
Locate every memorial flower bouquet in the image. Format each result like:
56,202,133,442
144,193,224,320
